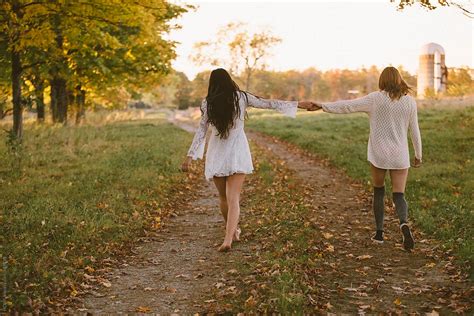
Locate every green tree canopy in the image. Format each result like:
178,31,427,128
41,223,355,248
0,0,188,138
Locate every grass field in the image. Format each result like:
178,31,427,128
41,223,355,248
247,107,474,272
0,117,192,310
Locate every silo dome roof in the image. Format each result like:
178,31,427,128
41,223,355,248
420,42,445,55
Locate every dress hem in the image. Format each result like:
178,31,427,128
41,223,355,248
205,169,254,180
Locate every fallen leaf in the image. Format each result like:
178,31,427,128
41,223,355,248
204,299,216,303
326,245,335,252
175,274,190,279
393,298,402,306
165,286,177,293
136,306,151,313
152,216,161,229
391,286,404,293
70,287,78,297
245,296,257,307
100,280,112,288
323,232,333,239
357,255,373,260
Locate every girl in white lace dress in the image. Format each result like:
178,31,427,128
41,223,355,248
313,67,422,251
181,68,314,251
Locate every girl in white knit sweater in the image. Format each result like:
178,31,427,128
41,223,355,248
312,67,422,251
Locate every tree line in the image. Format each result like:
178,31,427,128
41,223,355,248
169,66,473,110
0,0,188,139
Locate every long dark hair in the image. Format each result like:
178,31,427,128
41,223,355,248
205,68,247,139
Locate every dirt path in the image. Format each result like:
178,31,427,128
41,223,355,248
69,113,471,314
71,178,251,314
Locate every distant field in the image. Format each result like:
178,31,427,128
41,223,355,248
247,107,474,272
0,118,192,309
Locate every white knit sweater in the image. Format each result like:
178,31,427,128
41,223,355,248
322,91,422,169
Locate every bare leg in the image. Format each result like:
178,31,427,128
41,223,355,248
213,176,228,222
218,173,246,252
213,176,241,242
370,164,386,187
389,168,408,193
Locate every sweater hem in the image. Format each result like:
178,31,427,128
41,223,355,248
368,159,410,170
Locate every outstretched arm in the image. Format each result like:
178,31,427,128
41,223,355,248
181,100,209,171
409,100,422,167
321,94,373,114
245,92,312,117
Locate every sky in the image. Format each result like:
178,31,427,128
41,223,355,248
169,0,473,79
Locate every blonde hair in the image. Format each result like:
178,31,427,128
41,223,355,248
378,67,412,100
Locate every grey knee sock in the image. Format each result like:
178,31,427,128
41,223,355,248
393,192,408,224
373,186,385,231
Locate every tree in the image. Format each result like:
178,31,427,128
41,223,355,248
192,22,281,90
446,67,474,96
0,39,11,119
397,65,417,92
0,1,36,138
312,77,332,101
0,1,188,136
0,83,10,119
392,0,473,16
174,72,192,109
190,70,211,107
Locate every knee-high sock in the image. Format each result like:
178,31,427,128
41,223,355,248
393,192,408,224
373,186,385,231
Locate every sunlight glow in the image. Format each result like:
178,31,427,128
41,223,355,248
170,1,473,79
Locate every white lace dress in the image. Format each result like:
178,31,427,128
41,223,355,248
187,92,298,180
322,91,422,169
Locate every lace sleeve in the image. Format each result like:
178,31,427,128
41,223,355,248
409,100,422,160
245,92,298,118
322,94,373,114
187,100,209,160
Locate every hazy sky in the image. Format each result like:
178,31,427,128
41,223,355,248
169,0,473,79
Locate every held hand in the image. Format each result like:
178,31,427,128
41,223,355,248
298,101,316,110
181,156,192,172
413,157,422,168
308,102,322,111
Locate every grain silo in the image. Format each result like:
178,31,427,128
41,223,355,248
417,43,447,98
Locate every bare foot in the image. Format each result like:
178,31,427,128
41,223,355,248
233,227,241,242
218,243,231,252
